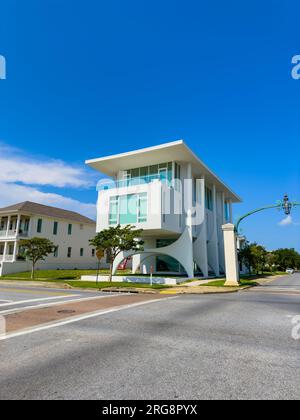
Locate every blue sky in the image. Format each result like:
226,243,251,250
0,0,299,250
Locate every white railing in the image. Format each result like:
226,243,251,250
0,230,29,238
0,255,14,262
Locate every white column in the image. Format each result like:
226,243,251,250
13,241,18,262
15,214,21,236
222,223,240,286
193,175,209,277
3,242,8,262
221,193,226,223
212,185,220,276
184,163,195,278
6,215,11,237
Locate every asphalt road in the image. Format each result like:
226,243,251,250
0,274,300,400
0,284,103,312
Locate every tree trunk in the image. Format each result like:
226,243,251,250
31,263,35,280
109,262,113,283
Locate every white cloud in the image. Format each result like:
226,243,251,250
279,215,293,226
0,143,93,188
0,142,97,219
0,182,96,219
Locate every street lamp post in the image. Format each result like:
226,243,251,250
222,195,299,287
235,195,299,234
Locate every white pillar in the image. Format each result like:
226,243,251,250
15,214,21,236
221,193,226,223
184,163,195,278
193,175,209,277
3,242,8,261
13,241,18,262
222,223,240,286
212,185,220,276
6,216,11,237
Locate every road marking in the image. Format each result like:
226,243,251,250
0,300,12,304
0,295,79,308
0,296,178,341
0,287,73,296
0,293,117,316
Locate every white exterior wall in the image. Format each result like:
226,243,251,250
0,213,98,276
90,142,240,279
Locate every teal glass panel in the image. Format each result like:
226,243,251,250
119,195,137,224
138,193,147,222
109,197,119,225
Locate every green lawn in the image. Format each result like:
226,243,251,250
200,271,286,288
240,271,286,280
200,279,258,288
1,269,130,280
0,269,171,290
0,269,181,280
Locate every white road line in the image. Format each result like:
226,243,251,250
0,295,79,308
0,296,178,341
0,293,118,316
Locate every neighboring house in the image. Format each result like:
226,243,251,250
0,201,98,276
237,235,248,275
86,140,242,278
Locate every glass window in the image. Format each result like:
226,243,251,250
149,165,158,175
80,248,84,257
67,247,72,258
205,187,213,211
119,194,137,224
53,221,58,235
140,167,148,177
109,196,119,225
92,249,95,257
37,219,43,233
68,224,72,235
130,168,139,178
8,244,14,255
138,193,147,223
224,201,230,222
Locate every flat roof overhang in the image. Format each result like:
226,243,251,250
86,140,242,203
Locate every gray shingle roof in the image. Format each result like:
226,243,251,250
0,201,95,225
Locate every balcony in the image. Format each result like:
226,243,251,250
98,172,173,191
0,255,14,262
0,229,29,238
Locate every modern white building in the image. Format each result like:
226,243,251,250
0,201,98,276
86,140,241,279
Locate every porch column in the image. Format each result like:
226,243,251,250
3,242,8,261
6,215,11,237
15,214,21,236
13,241,18,262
